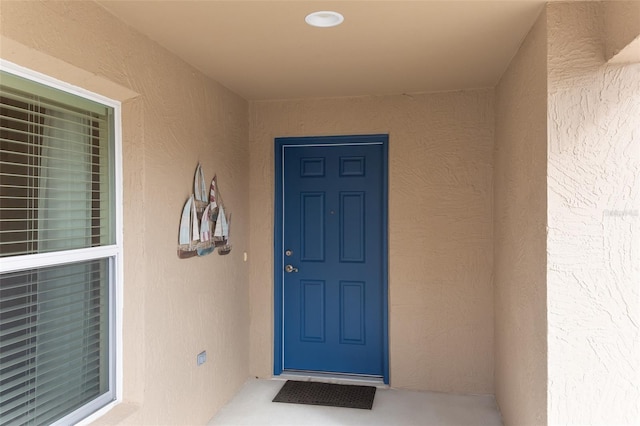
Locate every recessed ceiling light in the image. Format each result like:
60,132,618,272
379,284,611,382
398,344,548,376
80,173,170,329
305,11,344,28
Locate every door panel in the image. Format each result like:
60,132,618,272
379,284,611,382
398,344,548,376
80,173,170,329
301,280,325,342
300,193,325,261
340,281,365,344
278,139,386,378
340,192,365,262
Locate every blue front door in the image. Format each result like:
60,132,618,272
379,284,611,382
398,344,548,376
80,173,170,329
275,135,388,382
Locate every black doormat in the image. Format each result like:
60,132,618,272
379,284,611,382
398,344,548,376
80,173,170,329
272,380,376,410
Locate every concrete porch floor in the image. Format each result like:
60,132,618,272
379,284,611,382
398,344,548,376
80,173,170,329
208,378,503,425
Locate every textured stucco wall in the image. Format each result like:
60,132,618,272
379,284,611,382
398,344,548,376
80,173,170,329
0,1,250,424
547,2,640,424
249,91,495,394
494,8,548,426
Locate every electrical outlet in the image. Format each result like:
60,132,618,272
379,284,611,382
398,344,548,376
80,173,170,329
197,351,206,366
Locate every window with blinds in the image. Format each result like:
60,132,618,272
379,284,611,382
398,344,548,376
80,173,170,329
0,68,119,426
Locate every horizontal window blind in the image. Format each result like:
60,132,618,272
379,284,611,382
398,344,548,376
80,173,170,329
1,67,118,426
0,259,110,426
0,72,115,257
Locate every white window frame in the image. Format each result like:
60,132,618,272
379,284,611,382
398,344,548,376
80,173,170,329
0,59,124,425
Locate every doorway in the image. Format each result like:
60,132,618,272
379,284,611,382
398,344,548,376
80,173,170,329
274,134,389,383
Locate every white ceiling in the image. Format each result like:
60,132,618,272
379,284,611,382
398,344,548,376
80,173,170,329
96,1,548,100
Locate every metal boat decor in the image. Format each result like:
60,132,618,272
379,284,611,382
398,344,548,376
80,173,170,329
177,163,231,258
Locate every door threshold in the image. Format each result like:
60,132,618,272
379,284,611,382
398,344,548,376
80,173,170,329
275,370,388,388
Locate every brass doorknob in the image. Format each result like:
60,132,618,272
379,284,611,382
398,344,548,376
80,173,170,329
285,264,299,273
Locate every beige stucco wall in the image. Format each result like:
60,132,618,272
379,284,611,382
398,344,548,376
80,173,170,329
603,0,640,62
493,8,548,426
0,1,250,424
249,91,495,393
547,2,640,424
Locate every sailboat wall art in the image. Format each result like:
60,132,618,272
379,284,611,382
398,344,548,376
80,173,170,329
177,163,232,258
